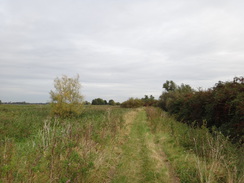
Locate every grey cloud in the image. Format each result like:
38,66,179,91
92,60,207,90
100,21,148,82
0,0,243,103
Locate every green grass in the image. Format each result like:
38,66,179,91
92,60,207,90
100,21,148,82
0,104,49,141
111,109,170,183
0,104,128,182
1,105,242,182
146,107,244,183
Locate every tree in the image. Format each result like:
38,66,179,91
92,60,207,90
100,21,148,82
178,84,194,94
50,74,83,117
141,95,157,106
0,100,2,104
108,99,115,105
163,80,177,92
92,98,106,105
84,101,91,105
159,81,194,111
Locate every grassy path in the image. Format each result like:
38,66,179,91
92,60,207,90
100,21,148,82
110,109,178,183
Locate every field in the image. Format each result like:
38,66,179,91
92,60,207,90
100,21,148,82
0,105,243,183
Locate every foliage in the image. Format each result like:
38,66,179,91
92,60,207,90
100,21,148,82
146,107,244,183
121,95,157,108
121,97,143,108
108,99,115,105
159,82,194,112
50,75,83,118
84,101,91,105
159,77,244,142
163,80,177,92
141,95,157,106
91,98,107,105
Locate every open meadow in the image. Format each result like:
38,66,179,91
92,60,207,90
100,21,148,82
0,105,243,183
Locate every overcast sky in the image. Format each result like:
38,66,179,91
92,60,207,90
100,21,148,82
0,0,243,103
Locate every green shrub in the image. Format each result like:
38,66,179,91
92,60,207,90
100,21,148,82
121,98,143,108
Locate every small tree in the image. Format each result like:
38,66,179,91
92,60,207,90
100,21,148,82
91,98,107,105
50,74,83,117
141,95,157,106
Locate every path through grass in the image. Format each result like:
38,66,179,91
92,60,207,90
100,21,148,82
110,109,178,183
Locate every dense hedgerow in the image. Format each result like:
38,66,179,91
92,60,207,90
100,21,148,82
159,77,244,142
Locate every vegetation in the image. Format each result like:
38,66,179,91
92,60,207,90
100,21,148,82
111,109,174,183
141,95,158,107
0,105,128,182
91,98,107,105
146,107,243,183
0,105,49,141
50,75,83,118
1,104,242,182
108,99,115,105
121,95,157,108
121,97,143,108
159,77,244,142
0,104,243,182
1,76,243,182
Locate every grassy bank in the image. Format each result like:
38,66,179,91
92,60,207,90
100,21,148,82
146,107,244,183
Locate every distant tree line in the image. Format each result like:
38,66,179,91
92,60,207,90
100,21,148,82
91,98,119,105
0,101,49,105
158,77,244,142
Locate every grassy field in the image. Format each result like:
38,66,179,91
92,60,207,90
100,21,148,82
0,105,243,182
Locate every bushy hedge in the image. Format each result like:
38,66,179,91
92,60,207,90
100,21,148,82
159,77,244,142
121,98,143,108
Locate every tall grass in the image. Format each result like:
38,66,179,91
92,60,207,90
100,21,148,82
0,105,49,141
146,107,244,183
0,105,127,182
